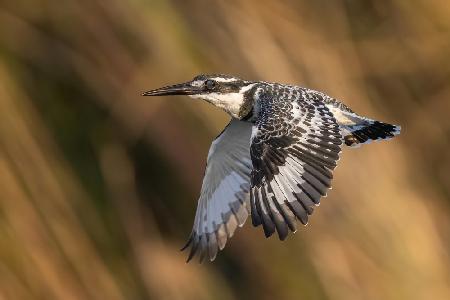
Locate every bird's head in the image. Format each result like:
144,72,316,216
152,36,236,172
143,74,258,119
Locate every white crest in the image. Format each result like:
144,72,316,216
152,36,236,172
211,77,238,83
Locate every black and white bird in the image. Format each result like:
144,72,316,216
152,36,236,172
143,74,401,262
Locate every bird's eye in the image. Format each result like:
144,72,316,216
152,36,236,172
205,80,216,89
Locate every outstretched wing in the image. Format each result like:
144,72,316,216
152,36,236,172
250,89,343,240
182,119,253,262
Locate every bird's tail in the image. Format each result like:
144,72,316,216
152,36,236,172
343,120,401,147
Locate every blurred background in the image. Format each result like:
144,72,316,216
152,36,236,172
0,0,449,299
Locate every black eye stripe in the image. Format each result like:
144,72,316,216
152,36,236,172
205,79,216,89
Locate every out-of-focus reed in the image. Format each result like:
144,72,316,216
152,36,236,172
0,0,449,299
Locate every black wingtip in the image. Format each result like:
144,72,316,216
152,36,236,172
263,228,273,238
276,221,288,241
262,219,275,238
186,235,201,263
180,236,193,251
251,215,262,227
186,247,197,263
273,216,288,241
278,232,288,241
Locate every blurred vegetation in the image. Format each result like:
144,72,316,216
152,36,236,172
0,0,449,299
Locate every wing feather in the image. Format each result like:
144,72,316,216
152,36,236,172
183,119,252,262
249,88,343,239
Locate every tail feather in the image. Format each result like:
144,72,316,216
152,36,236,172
322,97,401,148
344,121,401,147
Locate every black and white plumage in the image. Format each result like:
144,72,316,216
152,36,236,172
143,74,401,262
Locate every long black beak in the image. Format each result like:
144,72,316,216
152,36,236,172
142,81,201,96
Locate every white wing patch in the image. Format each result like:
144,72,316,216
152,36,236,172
182,119,252,262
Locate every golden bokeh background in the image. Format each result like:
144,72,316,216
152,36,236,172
1,1,449,299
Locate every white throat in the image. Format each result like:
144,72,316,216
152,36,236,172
189,83,256,118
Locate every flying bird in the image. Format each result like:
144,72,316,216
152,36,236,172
143,74,401,262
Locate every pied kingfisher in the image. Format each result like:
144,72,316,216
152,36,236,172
143,74,401,262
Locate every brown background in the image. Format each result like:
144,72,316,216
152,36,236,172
0,1,449,299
